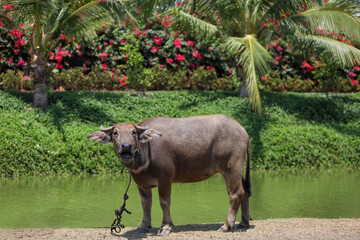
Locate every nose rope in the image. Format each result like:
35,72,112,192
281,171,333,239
110,133,138,234
108,129,153,234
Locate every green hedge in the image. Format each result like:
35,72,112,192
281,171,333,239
0,90,359,177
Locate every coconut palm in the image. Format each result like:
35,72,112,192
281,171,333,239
170,0,360,112
0,0,134,108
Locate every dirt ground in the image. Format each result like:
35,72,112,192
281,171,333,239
1,218,359,240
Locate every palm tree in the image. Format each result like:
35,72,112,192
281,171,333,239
0,0,133,108
170,0,360,113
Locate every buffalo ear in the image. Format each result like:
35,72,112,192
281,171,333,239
136,126,162,143
87,126,114,144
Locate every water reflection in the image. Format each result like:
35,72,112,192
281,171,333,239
0,169,359,228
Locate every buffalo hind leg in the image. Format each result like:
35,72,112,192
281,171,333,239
238,188,251,228
157,180,173,235
135,186,152,233
218,169,247,232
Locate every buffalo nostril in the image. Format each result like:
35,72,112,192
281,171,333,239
122,143,132,149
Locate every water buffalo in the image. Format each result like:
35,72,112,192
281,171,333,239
88,115,251,234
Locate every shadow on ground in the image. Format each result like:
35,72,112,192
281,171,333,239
117,223,254,239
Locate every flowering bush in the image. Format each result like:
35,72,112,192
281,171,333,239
0,23,29,73
1,1,359,93
263,15,360,93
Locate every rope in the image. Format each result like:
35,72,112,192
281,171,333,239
110,171,133,233
109,128,140,234
105,128,152,234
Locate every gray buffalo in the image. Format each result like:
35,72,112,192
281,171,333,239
88,115,251,234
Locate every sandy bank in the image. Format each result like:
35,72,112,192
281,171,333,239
1,218,359,240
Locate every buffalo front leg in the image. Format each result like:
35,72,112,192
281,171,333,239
157,180,173,235
135,186,152,233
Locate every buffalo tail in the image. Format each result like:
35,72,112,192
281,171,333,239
242,140,252,197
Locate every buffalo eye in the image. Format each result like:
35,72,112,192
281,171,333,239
113,131,118,136
131,130,137,136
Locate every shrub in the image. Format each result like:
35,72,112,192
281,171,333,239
147,67,187,90
284,75,314,92
1,90,359,177
0,70,33,91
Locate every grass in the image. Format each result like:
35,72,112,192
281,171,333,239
0,90,359,177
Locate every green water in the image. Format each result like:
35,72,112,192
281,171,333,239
0,169,359,228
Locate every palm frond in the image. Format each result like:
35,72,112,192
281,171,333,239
284,7,360,41
299,35,360,66
102,0,139,29
225,35,274,113
49,1,111,44
168,8,219,35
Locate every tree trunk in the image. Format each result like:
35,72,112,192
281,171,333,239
240,80,249,98
34,83,48,108
236,65,249,98
31,59,52,109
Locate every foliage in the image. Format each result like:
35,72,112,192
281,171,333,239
0,70,32,91
0,90,359,177
169,0,360,112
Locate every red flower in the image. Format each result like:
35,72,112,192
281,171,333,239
192,52,201,59
3,3,13,12
119,74,127,86
174,39,181,49
316,26,325,35
261,76,267,81
123,53,128,61
102,64,108,70
56,63,63,69
175,54,185,62
99,52,109,61
349,72,356,78
10,28,23,39
150,46,159,53
15,39,25,47
159,64,164,68
301,60,315,72
59,34,67,40
154,36,163,45
206,66,214,70
17,59,25,67
186,40,194,47
228,70,232,74
354,66,359,71
273,55,282,64
351,80,358,86
119,74,127,82
13,49,19,54
167,58,174,64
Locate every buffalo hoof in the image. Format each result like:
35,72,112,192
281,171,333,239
158,225,172,235
217,227,227,232
217,225,233,232
238,216,252,229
